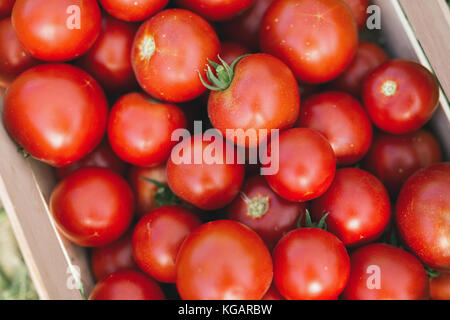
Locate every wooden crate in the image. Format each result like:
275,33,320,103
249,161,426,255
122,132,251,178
0,0,449,300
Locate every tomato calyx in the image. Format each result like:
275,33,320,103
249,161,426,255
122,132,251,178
240,192,269,219
198,55,249,91
298,210,329,230
141,178,182,207
426,267,441,280
17,146,30,159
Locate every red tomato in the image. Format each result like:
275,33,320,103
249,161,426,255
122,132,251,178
362,129,442,195
176,0,253,21
167,135,245,210
430,272,450,300
297,91,373,166
98,0,168,22
0,17,38,87
4,64,108,167
91,230,138,281
342,244,429,300
0,0,14,19
76,16,138,93
274,227,350,300
363,59,440,134
50,168,134,247
176,220,273,300
132,9,220,102
311,168,390,247
107,92,187,167
89,270,165,300
207,53,300,148
262,284,285,300
133,205,201,283
342,0,369,29
220,42,250,65
260,0,358,84
55,140,127,180
263,128,336,202
227,175,306,250
331,41,388,97
396,163,450,271
12,0,101,61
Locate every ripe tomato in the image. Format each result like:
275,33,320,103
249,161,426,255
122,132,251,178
430,272,450,300
363,59,440,134
167,135,245,210
263,128,336,202
89,270,165,300
273,227,350,300
207,53,300,148
91,230,138,281
342,0,369,29
342,244,429,300
297,91,373,166
362,129,442,195
107,92,187,167
396,163,450,271
0,17,38,87
262,284,285,300
260,0,358,84
227,175,306,250
0,0,14,19
50,168,134,247
311,168,390,247
98,0,168,22
220,42,250,65
12,0,101,61
176,0,253,21
132,9,220,102
4,64,108,167
176,220,273,300
133,205,201,283
331,41,388,97
76,16,138,93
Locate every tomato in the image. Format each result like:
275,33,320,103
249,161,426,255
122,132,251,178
176,220,273,300
76,16,138,93
50,167,134,247
99,0,168,22
342,0,369,29
107,92,187,167
396,163,450,271
227,175,306,250
91,230,138,281
12,0,101,61
273,227,350,300
55,140,127,180
89,270,165,300
206,53,300,148
430,272,450,300
132,9,220,102
0,0,14,19
363,59,440,134
176,0,253,21
362,129,442,196
133,205,201,283
297,91,373,166
263,128,336,202
220,42,250,65
331,42,388,97
0,17,38,87
4,64,108,167
311,168,390,247
260,0,358,84
167,134,245,210
342,244,429,300
262,284,285,300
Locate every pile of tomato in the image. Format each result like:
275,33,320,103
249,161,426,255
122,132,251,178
1,0,449,300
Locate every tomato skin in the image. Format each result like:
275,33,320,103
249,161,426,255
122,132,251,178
107,92,187,167
311,168,390,247
261,0,358,84
362,130,442,196
208,53,300,148
297,91,373,166
176,220,273,300
176,0,253,21
0,0,14,19
363,59,440,134
98,0,168,22
430,272,450,300
227,175,306,250
274,228,350,300
89,270,165,300
396,163,450,271
331,42,388,97
263,128,336,202
342,244,429,300
262,284,285,300
132,205,201,283
220,42,250,65
50,168,134,247
342,0,369,29
132,9,220,102
4,64,108,167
